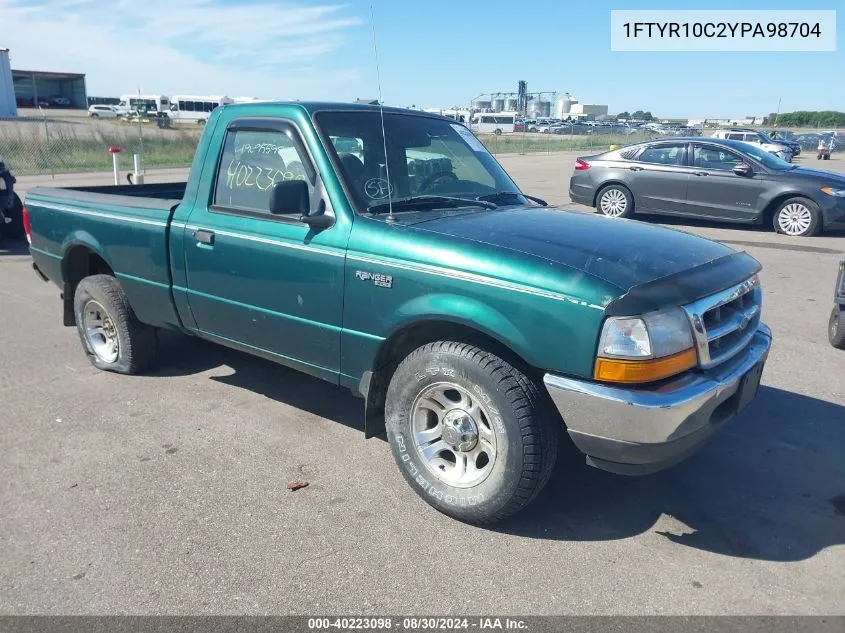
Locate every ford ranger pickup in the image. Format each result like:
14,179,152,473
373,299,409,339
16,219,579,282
25,102,772,523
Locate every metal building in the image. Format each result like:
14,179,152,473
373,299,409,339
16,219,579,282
12,68,88,109
0,48,16,117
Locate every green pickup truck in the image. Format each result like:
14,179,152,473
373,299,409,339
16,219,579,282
25,102,772,523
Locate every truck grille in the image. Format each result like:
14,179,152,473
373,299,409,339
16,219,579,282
683,276,762,369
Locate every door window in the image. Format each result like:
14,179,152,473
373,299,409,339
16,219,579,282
636,144,686,166
725,133,744,140
213,126,314,214
692,145,745,171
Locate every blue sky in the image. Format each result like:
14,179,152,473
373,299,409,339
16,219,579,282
0,0,841,117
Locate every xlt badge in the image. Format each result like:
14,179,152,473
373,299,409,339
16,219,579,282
355,270,393,288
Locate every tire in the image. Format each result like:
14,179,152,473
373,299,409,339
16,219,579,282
90,113,99,119
772,197,821,237
596,184,634,218
830,306,845,350
494,128,502,136
73,274,158,374
385,341,559,524
0,193,25,239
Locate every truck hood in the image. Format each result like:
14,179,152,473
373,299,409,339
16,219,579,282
408,206,735,292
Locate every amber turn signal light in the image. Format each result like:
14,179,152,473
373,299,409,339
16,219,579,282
594,348,697,384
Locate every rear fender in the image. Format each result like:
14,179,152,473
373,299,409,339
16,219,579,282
59,232,112,325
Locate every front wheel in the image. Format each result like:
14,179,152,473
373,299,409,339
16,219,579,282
830,306,845,349
773,197,821,237
385,341,559,524
596,184,634,218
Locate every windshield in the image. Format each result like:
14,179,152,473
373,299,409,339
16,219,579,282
315,111,523,214
753,132,776,144
739,142,794,170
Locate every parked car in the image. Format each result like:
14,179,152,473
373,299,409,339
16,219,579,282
830,260,845,349
569,137,845,236
24,102,771,524
0,154,24,240
710,129,792,162
49,96,72,107
765,132,801,157
88,105,118,119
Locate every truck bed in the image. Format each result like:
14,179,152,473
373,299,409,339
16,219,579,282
25,182,188,332
27,181,187,210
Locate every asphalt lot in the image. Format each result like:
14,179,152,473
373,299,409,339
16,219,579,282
2,152,844,615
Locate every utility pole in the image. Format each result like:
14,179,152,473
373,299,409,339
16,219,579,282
773,97,782,127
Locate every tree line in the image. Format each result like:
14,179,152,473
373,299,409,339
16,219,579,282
616,111,654,121
765,111,845,127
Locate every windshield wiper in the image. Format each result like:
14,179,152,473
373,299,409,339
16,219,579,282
368,195,497,215
476,191,548,206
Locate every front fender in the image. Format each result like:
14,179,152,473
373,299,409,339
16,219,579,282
390,292,532,361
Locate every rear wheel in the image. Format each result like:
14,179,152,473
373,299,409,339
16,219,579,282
385,341,559,524
773,197,820,237
596,184,634,219
830,306,845,349
73,275,158,374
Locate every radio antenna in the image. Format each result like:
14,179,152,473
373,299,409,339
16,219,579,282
370,2,395,223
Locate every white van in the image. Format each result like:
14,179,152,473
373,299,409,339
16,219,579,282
116,94,169,116
470,112,517,135
711,129,792,161
169,95,234,125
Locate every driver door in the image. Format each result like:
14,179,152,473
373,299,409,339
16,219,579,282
182,118,351,381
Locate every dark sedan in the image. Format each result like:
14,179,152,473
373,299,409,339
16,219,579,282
569,137,845,236
767,133,802,156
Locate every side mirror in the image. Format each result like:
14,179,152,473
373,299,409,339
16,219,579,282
733,163,753,176
269,180,334,229
270,180,310,215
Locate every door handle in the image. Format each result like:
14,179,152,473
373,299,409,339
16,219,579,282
630,166,644,171
694,171,709,176
193,229,215,245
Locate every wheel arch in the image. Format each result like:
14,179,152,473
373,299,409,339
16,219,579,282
592,180,633,208
60,238,115,326
761,192,822,229
362,316,536,439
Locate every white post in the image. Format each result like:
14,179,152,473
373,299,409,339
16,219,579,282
132,153,145,184
112,152,120,185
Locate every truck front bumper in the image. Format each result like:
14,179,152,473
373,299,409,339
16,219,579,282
543,324,772,475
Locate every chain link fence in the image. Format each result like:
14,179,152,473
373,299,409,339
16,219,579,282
478,121,843,157
1,113,840,178
0,113,202,177
478,122,665,157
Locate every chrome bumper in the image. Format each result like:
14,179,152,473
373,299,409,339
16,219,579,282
543,324,772,475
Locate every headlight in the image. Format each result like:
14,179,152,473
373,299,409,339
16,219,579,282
821,186,845,197
595,307,696,383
